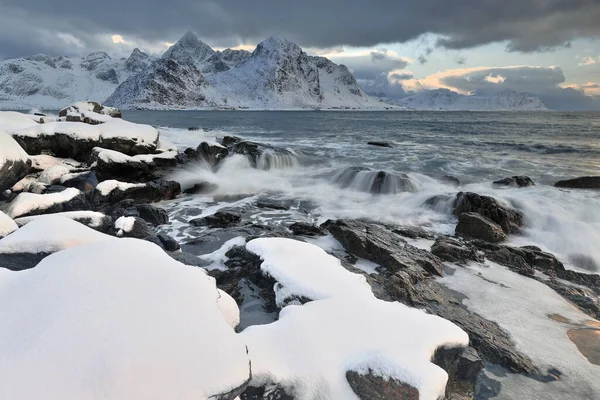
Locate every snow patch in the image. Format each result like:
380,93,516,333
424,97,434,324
200,236,246,271
0,211,18,238
38,164,70,185
95,180,144,196
0,131,29,171
5,188,81,219
115,216,136,236
14,211,108,229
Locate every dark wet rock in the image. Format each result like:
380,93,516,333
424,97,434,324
366,141,393,148
346,370,419,400
322,219,444,277
157,233,180,251
440,175,461,187
196,141,229,167
43,184,70,194
190,210,242,228
456,346,484,382
493,175,535,187
183,182,219,194
136,204,169,225
554,176,600,190
241,385,294,400
545,281,600,318
0,158,32,193
222,137,298,169
112,217,164,248
454,192,523,234
0,253,49,271
168,251,211,268
255,199,290,211
332,167,416,194
91,148,153,182
424,194,454,211
431,236,484,263
61,171,99,193
289,222,325,236
12,132,97,161
456,212,507,243
90,179,181,207
390,226,434,240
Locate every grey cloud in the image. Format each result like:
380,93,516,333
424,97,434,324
438,66,600,110
1,0,600,59
389,72,414,81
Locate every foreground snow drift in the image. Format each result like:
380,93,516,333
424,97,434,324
0,239,250,399
243,238,469,400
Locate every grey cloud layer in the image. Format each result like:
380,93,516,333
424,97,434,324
1,0,600,58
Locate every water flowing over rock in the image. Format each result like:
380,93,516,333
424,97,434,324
222,136,300,170
453,192,523,234
493,175,535,187
331,167,417,194
455,212,508,243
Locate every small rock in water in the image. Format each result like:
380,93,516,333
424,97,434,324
190,210,242,228
493,175,535,187
183,182,218,195
289,222,325,236
454,192,523,234
554,176,600,189
366,141,393,148
455,212,507,243
440,175,461,187
157,233,180,252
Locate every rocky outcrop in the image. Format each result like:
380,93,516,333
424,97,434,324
453,192,523,234
493,175,535,187
346,371,419,400
554,176,600,189
322,219,444,277
59,101,122,121
190,210,242,228
455,212,507,243
431,236,484,263
222,136,298,170
90,148,152,182
184,141,229,167
331,167,416,194
289,222,325,236
0,133,32,192
90,180,181,207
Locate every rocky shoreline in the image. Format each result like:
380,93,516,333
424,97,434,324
0,102,599,399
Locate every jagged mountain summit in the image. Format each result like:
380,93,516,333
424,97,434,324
389,89,547,111
0,31,549,110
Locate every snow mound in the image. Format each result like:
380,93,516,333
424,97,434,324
247,237,373,306
14,211,109,230
0,131,29,171
217,288,241,329
0,239,250,399
0,111,38,130
0,211,18,238
5,188,81,219
115,216,136,236
0,215,113,254
243,238,469,400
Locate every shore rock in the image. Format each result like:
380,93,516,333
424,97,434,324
455,212,507,243
196,141,229,167
289,222,325,236
346,371,419,400
59,101,122,120
440,175,461,187
493,175,535,187
323,219,444,277
61,171,99,193
91,147,153,182
0,133,32,192
554,176,600,189
190,210,242,228
454,192,523,234
366,141,393,148
431,236,484,263
222,136,298,169
90,179,181,207
6,188,88,219
332,167,416,194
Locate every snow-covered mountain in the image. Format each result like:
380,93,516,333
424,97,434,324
0,50,155,110
389,89,547,111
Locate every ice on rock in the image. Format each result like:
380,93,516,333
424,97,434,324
5,188,82,219
0,239,250,399
0,211,18,238
0,215,113,254
243,238,469,400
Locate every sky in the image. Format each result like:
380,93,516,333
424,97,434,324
0,0,599,109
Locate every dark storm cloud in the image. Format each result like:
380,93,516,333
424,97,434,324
1,0,600,58
389,72,414,81
437,66,600,110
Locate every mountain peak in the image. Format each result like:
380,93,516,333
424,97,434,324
162,31,215,66
253,36,302,59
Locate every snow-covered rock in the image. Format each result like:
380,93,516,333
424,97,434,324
0,131,31,192
5,188,87,219
14,211,112,232
0,111,39,130
90,179,180,206
0,211,18,239
124,48,154,73
392,89,547,111
0,239,251,398
38,164,71,185
59,101,122,123
242,238,469,400
9,118,159,159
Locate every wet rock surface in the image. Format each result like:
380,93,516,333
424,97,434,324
554,176,600,189
455,212,507,243
454,192,523,234
493,176,535,187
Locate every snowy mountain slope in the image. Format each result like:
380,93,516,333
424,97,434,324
391,89,547,111
0,50,155,110
104,59,226,109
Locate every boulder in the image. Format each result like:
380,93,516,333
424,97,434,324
440,175,461,187
14,211,113,233
157,233,180,251
58,101,122,119
493,175,535,187
0,132,31,192
554,176,600,190
346,371,419,400
222,136,298,169
289,222,325,236
90,179,181,207
431,236,484,263
0,211,18,239
190,210,242,228
136,204,169,225
322,219,444,277
196,141,228,167
453,192,523,234
332,167,416,194
61,171,99,193
366,141,393,148
455,212,508,243
183,182,219,194
5,188,88,219
90,147,152,182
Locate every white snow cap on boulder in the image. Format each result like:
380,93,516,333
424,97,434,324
243,238,469,400
0,211,18,238
0,239,250,399
0,131,29,171
5,188,82,219
0,111,38,130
